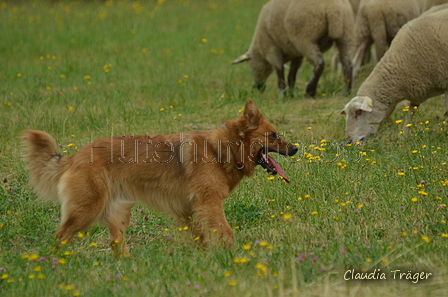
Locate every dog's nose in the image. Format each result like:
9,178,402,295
289,145,299,156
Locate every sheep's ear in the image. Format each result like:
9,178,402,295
232,52,251,64
360,97,373,112
244,98,263,127
341,101,351,115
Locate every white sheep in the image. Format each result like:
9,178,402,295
332,0,362,71
342,6,448,142
351,0,422,88
232,0,355,97
351,0,448,88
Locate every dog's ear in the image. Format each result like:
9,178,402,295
244,99,263,127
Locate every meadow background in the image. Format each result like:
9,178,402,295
0,0,447,296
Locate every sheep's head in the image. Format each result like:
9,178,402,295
341,96,386,142
232,51,272,90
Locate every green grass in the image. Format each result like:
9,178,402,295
0,0,447,296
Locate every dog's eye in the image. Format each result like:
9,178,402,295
269,132,279,140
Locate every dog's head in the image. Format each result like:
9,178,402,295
226,99,299,183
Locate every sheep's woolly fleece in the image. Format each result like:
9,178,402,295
233,0,355,97
351,0,448,87
343,6,448,142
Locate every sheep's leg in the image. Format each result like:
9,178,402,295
254,83,266,92
444,91,448,118
351,39,372,89
291,41,324,97
287,57,303,89
403,103,419,136
374,39,388,64
306,56,324,97
335,40,353,94
330,50,341,73
363,48,372,65
274,65,287,97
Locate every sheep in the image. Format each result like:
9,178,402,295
351,0,448,88
342,6,448,142
351,0,422,88
232,0,355,97
332,0,362,71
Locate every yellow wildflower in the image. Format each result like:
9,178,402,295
422,236,430,243
282,213,292,220
228,280,238,286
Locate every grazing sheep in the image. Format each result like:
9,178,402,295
232,0,355,97
332,0,362,71
351,0,448,88
351,0,422,88
342,7,448,142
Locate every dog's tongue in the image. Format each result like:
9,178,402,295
266,154,290,184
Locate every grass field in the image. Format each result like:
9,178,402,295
0,0,447,296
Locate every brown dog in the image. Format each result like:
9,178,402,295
22,99,298,255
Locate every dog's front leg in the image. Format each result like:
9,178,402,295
192,197,233,248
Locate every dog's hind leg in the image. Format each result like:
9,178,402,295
100,198,134,257
55,172,108,247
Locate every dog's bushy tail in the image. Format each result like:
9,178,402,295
21,130,66,202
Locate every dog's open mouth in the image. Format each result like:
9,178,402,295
257,148,290,183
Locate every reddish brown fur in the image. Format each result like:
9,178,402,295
21,99,297,255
